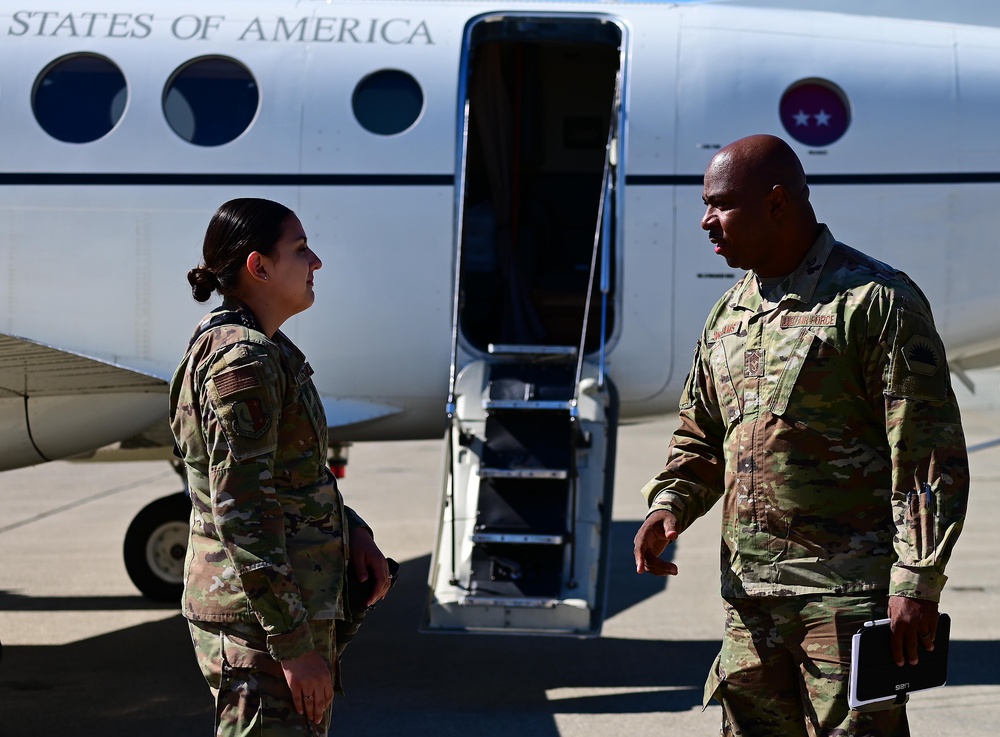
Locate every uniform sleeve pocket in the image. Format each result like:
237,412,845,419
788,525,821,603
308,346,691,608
207,364,279,462
887,308,950,402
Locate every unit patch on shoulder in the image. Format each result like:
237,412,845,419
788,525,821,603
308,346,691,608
887,309,949,401
902,335,941,376
214,365,261,399
230,398,272,439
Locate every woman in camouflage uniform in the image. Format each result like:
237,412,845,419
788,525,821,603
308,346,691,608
169,198,391,736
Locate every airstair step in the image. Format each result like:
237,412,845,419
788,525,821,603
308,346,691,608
487,343,577,357
471,532,565,545
478,468,569,480
461,595,559,609
484,399,574,411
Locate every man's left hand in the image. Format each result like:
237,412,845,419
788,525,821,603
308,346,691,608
349,527,391,607
888,595,939,667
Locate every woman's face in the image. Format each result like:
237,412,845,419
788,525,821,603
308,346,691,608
261,214,322,318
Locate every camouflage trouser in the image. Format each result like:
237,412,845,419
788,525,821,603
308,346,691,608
704,593,909,737
189,618,339,737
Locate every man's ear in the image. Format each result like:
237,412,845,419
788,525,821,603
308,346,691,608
246,251,268,283
768,185,789,219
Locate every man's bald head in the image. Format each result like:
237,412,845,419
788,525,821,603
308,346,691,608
708,134,809,205
700,135,819,276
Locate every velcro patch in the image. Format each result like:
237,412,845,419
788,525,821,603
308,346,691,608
902,335,941,376
888,309,949,401
230,398,271,439
297,362,315,385
745,349,764,378
711,322,741,342
780,313,836,328
214,365,261,399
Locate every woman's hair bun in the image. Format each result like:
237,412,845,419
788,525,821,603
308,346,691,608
188,266,220,303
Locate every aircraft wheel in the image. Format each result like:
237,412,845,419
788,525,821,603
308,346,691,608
123,492,190,602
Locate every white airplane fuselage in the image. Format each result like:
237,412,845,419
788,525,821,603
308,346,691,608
2,0,1000,470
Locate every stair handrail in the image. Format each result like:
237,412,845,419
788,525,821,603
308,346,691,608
573,63,622,403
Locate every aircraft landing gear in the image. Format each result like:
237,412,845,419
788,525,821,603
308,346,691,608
123,491,190,602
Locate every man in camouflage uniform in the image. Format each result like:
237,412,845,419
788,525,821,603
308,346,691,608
633,135,969,736
171,298,372,736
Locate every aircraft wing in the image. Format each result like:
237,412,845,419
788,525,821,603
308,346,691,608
0,332,168,470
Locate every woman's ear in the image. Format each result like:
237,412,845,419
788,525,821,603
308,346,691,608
246,251,268,283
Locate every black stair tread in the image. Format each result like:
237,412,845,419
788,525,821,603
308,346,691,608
482,413,572,470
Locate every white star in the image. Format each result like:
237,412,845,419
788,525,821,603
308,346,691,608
793,109,810,126
814,109,831,126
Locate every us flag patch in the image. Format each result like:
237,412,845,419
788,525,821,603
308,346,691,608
214,366,261,398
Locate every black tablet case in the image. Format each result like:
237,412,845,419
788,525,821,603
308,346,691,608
849,613,950,709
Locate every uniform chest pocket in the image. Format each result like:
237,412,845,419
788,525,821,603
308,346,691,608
275,394,326,486
298,383,328,449
769,327,852,441
708,338,743,425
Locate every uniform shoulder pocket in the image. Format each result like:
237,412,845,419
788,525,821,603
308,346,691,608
206,354,280,461
887,308,950,402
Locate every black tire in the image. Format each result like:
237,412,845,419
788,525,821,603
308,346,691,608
123,492,191,602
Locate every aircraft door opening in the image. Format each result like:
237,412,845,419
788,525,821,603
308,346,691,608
426,15,625,636
456,16,623,352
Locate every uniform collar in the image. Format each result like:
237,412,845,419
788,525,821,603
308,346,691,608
729,225,838,312
191,298,301,367
219,299,309,380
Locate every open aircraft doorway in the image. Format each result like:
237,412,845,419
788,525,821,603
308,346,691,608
426,14,626,636
457,15,621,352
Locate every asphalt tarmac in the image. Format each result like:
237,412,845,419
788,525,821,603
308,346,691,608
1,404,998,737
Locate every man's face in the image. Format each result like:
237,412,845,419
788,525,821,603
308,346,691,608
700,157,778,275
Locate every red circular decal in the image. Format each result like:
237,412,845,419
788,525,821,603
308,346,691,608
780,80,850,147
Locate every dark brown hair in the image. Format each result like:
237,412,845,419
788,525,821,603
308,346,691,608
187,198,294,302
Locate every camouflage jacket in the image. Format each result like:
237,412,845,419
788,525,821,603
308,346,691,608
643,226,969,601
169,299,356,661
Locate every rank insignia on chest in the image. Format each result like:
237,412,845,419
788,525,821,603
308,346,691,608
745,349,765,378
297,362,315,384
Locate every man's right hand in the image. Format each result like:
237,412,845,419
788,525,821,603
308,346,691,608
280,649,333,725
634,509,681,576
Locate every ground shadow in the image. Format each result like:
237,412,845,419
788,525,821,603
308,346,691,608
0,615,209,737
0,591,177,612
2,544,995,737
332,550,711,737
604,519,671,618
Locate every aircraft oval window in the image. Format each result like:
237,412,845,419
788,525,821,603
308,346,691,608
32,53,127,144
163,57,259,146
779,79,851,148
352,69,424,136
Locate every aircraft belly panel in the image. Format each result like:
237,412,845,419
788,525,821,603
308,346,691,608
0,396,44,468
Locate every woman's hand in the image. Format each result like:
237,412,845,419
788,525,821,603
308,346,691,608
280,649,333,724
349,526,391,606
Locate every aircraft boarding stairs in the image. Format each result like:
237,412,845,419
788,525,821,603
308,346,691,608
424,344,618,635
